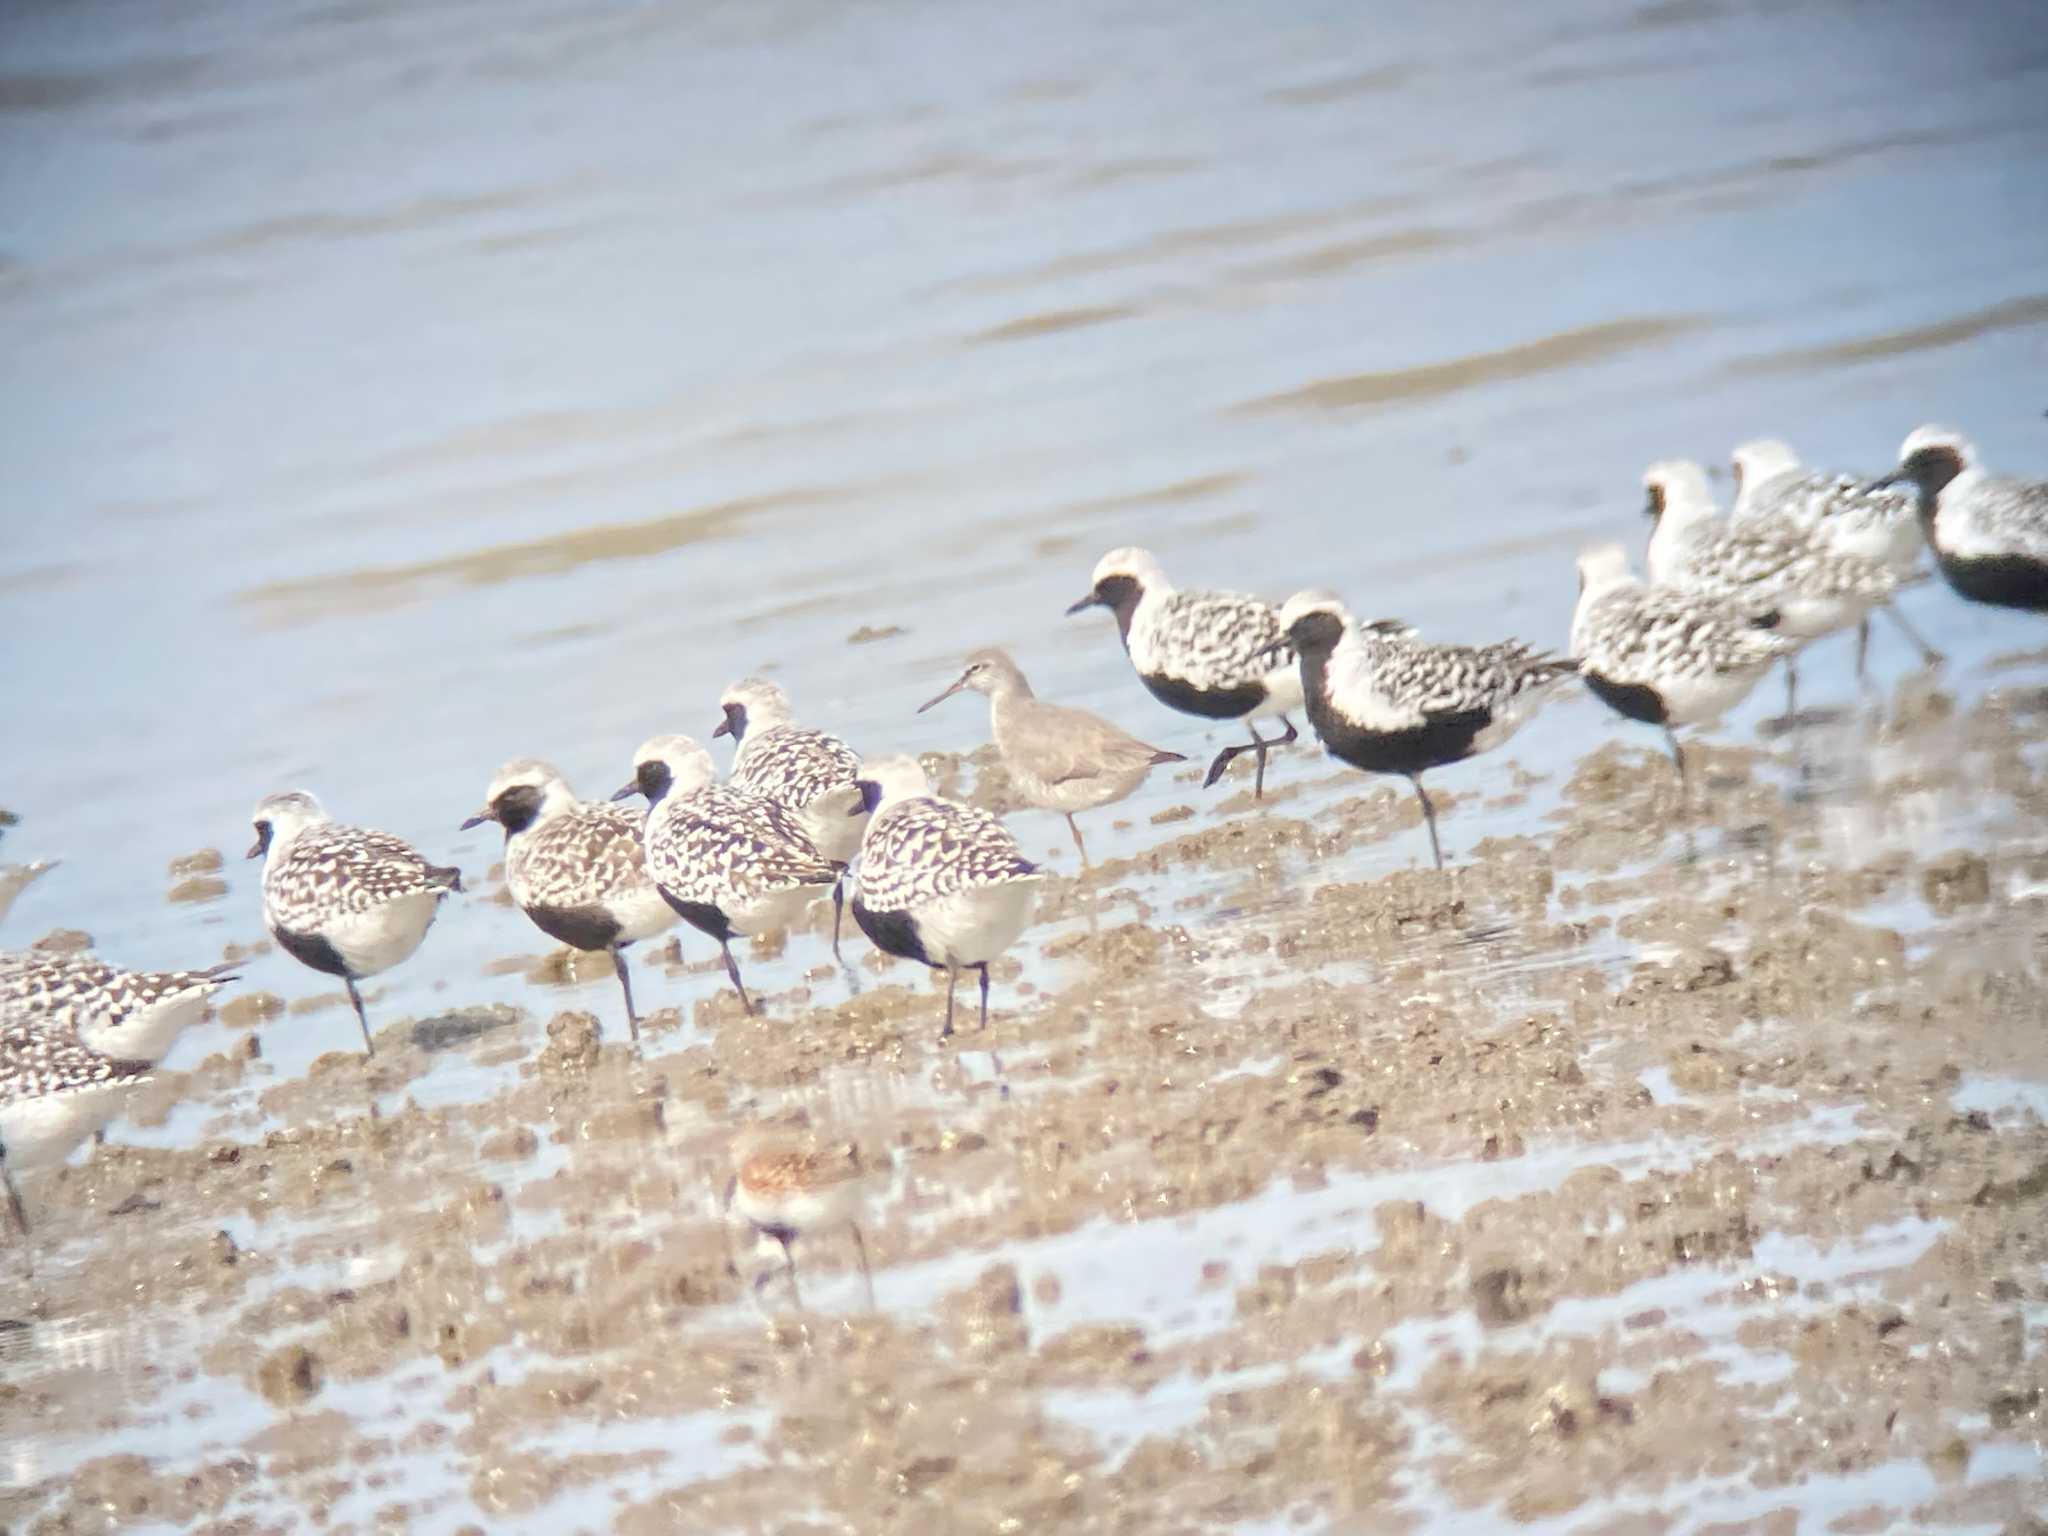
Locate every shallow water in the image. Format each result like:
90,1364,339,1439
5,0,2048,1529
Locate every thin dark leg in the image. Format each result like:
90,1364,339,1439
720,941,756,1016
345,978,375,1057
1066,814,1089,866
1855,618,1871,684
977,963,991,1031
1665,728,1689,798
1408,775,1444,870
851,1222,876,1310
3,1161,28,1237
1248,720,1272,799
777,1232,802,1309
610,946,640,1043
942,968,957,1039
1783,658,1798,720
830,873,847,962
1880,603,1943,665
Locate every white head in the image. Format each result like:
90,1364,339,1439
714,677,794,744
619,733,717,807
1897,423,1976,465
248,789,330,862
1575,541,1638,599
852,753,931,816
1879,425,1977,507
918,647,1031,714
463,758,577,839
1642,459,1718,530
1068,546,1170,618
1730,439,1800,503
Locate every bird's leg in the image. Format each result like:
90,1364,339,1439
1272,715,1299,747
345,979,375,1057
1065,814,1089,867
1881,603,1943,666
829,872,847,962
977,962,992,1032
720,941,756,1016
3,1162,29,1238
1855,618,1872,686
1248,720,1272,799
610,946,641,1044
1783,658,1799,721
851,1222,876,1311
1408,775,1444,870
777,1231,802,1309
942,968,957,1040
1665,728,1689,806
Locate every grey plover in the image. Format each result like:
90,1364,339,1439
616,734,838,1015
848,754,1043,1039
2,949,235,1232
1066,547,1304,798
1644,459,1901,711
1730,438,1939,670
252,791,461,1057
725,1132,873,1309
1870,425,2048,613
1571,542,1792,793
1269,593,1576,869
0,860,56,928
464,760,676,1042
714,677,866,957
917,646,1185,864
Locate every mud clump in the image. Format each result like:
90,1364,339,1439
536,1010,603,1075
1921,850,1991,913
256,1344,323,1405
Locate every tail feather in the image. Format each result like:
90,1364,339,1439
1149,750,1188,766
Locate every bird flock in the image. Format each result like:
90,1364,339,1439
3,422,2043,1237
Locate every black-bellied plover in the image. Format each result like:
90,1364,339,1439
1269,593,1576,869
917,647,1185,864
725,1132,874,1309
463,760,675,1042
251,791,461,1057
615,734,838,1015
848,754,1042,1039
1870,426,2048,613
714,677,866,957
1066,547,1303,798
1644,459,1901,712
1730,437,1939,671
1571,542,1792,795
2,949,236,1232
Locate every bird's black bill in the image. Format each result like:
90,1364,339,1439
459,812,493,831
1064,593,1101,616
1863,469,1907,493
611,782,642,802
245,838,264,859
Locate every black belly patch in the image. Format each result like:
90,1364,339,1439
1313,710,1490,777
1141,671,1268,721
665,897,735,942
850,899,937,969
525,904,624,952
1943,553,2048,613
274,926,355,979
1582,673,1671,726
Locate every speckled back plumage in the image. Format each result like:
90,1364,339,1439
0,950,230,1039
1658,517,1899,608
1325,632,1577,731
263,823,459,934
644,785,838,908
731,726,862,812
1133,588,1295,692
854,798,1039,913
506,800,659,911
1572,584,1789,684
1744,469,1916,540
1943,476,2048,563
0,1018,150,1108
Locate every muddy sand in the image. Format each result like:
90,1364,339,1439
4,672,2048,1534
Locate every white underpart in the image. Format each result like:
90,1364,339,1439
73,982,223,1062
731,1175,865,1234
909,881,1041,970
320,891,447,979
0,1081,138,1171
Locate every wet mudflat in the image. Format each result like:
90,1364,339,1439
6,662,2048,1532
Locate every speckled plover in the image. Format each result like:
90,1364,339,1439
1644,459,1900,712
251,791,460,1057
725,1133,873,1309
616,734,838,1015
1269,593,1576,869
1730,438,1939,671
2,949,236,1232
1571,542,1791,794
848,754,1042,1039
1067,547,1303,798
714,677,866,957
1870,426,2048,613
463,760,675,1042
918,647,1185,864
